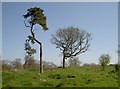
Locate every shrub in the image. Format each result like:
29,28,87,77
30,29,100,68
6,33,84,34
99,54,110,71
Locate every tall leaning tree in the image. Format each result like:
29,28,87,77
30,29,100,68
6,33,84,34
23,7,48,73
51,27,92,68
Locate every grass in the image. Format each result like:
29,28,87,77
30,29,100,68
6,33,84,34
2,65,118,87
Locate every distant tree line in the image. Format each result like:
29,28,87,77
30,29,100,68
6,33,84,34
63,57,82,67
2,56,82,71
2,54,120,72
2,55,57,71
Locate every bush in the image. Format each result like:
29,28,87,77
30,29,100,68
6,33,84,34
99,54,110,71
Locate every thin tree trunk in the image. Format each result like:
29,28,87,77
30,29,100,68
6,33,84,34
35,40,43,73
29,24,43,73
63,55,65,68
40,43,43,73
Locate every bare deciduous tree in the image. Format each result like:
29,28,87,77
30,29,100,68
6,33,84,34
23,55,36,69
68,57,82,67
51,27,92,68
42,60,57,70
12,58,23,69
2,60,13,71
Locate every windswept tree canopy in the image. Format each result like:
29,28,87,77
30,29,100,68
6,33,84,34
51,27,92,58
23,7,48,30
23,7,48,56
23,7,48,73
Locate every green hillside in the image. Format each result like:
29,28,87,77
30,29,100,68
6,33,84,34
2,65,118,87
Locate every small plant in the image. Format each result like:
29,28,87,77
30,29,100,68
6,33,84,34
99,54,110,71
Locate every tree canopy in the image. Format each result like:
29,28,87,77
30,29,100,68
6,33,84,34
51,27,92,68
23,7,48,30
99,54,110,70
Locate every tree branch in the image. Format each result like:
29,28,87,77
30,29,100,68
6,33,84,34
24,20,30,28
30,24,42,45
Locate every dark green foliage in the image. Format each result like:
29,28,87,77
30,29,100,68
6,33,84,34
23,7,48,56
24,40,36,56
23,7,48,30
28,36,35,44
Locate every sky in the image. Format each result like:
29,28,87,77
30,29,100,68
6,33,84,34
2,2,118,65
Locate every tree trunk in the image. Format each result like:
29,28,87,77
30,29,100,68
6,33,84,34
102,65,105,71
40,43,43,73
63,55,65,68
29,24,43,73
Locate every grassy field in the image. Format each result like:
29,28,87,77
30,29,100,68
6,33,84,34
2,65,118,87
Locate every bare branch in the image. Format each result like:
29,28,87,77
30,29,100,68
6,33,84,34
24,20,30,28
51,26,92,58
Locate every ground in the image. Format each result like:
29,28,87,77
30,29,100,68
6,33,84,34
2,65,118,87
